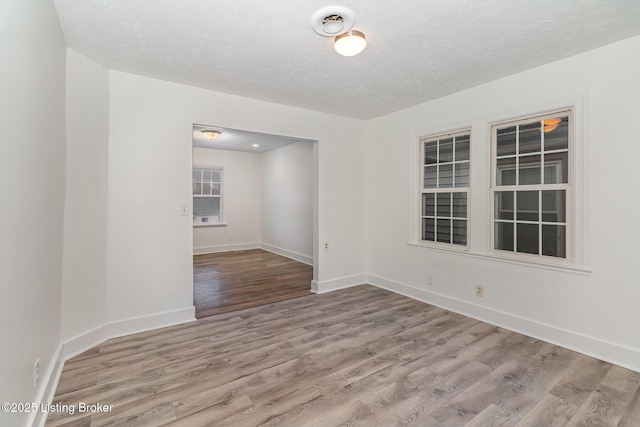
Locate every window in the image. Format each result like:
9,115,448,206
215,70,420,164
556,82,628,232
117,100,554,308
491,111,571,260
420,130,470,246
193,167,223,225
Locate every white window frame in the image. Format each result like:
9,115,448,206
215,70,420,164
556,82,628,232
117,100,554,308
418,129,471,249
193,166,224,226
490,109,573,264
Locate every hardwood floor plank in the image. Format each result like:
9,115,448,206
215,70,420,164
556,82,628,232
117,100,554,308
515,394,579,427
193,249,312,318
567,385,634,427
617,387,640,427
549,356,613,407
567,366,640,427
465,403,517,426
165,394,253,427
427,357,538,424
47,284,640,427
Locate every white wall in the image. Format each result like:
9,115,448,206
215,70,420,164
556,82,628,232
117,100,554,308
193,147,262,254
262,141,314,264
106,71,365,325
363,36,640,370
0,1,66,426
61,50,109,342
193,141,313,265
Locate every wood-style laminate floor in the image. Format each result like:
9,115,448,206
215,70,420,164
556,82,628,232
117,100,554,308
47,285,640,427
193,249,313,318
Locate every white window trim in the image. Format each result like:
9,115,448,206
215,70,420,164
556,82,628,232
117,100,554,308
489,109,573,265
415,128,472,250
407,94,590,274
193,165,225,227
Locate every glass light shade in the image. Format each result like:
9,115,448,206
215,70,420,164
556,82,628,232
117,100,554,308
542,118,561,133
201,130,221,140
334,30,366,56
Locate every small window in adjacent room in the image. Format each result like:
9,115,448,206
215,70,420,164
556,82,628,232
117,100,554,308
491,110,571,261
193,167,223,225
419,130,470,247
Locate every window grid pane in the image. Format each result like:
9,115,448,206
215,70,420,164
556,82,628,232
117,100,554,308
439,164,453,188
193,167,223,224
492,112,570,259
437,219,451,243
453,220,467,245
422,132,471,190
421,190,468,246
420,131,470,246
423,218,435,241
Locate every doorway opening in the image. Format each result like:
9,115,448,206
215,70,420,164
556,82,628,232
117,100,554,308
192,124,317,318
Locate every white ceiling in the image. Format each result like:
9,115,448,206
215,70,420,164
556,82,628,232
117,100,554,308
193,124,313,153
54,0,640,120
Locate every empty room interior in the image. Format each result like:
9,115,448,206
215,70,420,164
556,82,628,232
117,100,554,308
191,125,315,318
2,1,640,426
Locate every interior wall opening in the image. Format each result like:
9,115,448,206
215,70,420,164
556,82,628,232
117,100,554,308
191,124,317,318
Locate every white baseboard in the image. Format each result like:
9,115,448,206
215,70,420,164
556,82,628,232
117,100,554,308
31,306,196,427
193,242,313,266
193,242,261,255
260,243,313,266
107,306,196,339
311,274,367,294
62,325,110,360
366,273,640,373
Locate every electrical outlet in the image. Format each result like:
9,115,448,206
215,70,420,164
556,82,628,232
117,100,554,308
228,235,233,242
476,285,484,298
34,358,39,388
323,241,329,251
427,275,433,286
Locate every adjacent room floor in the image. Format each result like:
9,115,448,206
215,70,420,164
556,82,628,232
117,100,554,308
47,285,640,426
193,249,313,318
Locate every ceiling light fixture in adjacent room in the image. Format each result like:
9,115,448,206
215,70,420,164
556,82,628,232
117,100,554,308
201,130,221,140
542,118,561,133
334,30,367,56
252,144,259,148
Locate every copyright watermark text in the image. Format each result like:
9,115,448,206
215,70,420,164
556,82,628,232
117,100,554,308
1,402,113,415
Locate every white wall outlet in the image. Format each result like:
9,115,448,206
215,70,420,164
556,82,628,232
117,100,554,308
476,285,484,298
228,235,233,242
323,241,329,251
180,204,189,216
34,358,39,388
427,275,433,286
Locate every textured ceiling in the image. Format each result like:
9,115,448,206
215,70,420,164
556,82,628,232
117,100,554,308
54,0,640,119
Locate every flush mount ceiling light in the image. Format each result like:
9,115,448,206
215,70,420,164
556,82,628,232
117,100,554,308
542,118,562,133
334,30,367,56
252,144,259,148
201,130,221,140
311,5,367,57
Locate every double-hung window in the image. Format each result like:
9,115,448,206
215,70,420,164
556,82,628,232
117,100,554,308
420,130,470,247
193,167,223,225
491,111,571,260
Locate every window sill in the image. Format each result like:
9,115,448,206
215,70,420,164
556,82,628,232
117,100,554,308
407,241,470,254
193,222,227,227
406,241,591,275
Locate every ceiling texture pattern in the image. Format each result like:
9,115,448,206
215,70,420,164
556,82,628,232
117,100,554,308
54,0,640,119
